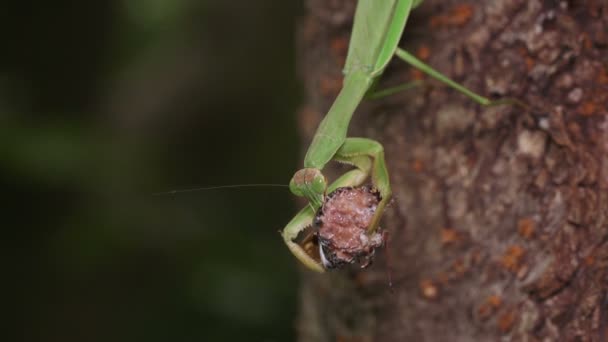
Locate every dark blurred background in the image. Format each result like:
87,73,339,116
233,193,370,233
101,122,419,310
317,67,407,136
2,1,302,341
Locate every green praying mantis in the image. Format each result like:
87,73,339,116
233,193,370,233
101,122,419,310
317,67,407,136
281,0,521,272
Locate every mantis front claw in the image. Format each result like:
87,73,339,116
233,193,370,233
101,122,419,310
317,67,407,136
281,205,325,273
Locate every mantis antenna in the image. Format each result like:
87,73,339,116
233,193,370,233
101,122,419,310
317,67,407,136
152,184,288,196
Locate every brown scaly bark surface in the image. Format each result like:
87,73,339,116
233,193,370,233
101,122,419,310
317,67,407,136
294,0,608,341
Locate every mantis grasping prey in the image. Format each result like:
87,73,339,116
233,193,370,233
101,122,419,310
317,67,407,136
282,0,518,272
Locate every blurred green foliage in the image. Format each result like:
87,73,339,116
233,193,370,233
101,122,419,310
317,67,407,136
2,1,302,341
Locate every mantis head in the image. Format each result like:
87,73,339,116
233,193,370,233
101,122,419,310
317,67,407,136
289,168,327,209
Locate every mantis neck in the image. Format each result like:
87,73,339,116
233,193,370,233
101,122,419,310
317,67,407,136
303,71,374,169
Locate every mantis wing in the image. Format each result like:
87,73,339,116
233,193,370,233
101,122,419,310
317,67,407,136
343,0,423,76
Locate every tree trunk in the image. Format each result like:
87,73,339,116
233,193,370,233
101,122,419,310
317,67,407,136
295,0,608,341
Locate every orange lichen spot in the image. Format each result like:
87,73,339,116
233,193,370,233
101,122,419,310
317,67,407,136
497,309,517,333
441,228,461,245
330,36,349,63
336,335,357,342
477,304,493,320
582,33,593,50
525,57,535,71
477,295,503,320
436,272,450,286
597,67,608,85
451,4,474,25
578,101,597,116
516,47,535,72
429,16,442,28
430,4,474,29
567,122,583,141
471,249,483,265
451,258,467,277
516,46,528,57
487,295,502,307
584,255,595,266
500,246,526,273
319,76,343,97
416,45,431,61
420,279,439,300
411,68,425,81
412,159,425,173
517,218,535,239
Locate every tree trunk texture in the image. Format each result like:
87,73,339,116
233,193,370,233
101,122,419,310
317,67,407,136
295,0,608,341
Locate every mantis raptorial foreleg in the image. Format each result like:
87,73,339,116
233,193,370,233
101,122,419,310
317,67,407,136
282,206,323,272
332,138,391,235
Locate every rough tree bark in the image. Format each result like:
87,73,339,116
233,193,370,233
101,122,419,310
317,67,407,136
295,0,608,341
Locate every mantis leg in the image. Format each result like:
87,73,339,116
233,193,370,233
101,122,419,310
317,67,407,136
394,48,528,108
327,155,371,192
333,137,391,235
366,80,425,100
281,205,325,272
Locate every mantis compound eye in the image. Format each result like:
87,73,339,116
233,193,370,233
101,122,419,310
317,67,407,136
289,168,327,197
309,172,327,194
